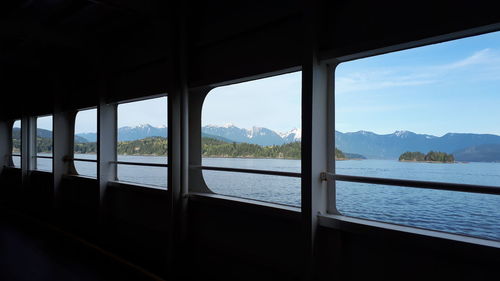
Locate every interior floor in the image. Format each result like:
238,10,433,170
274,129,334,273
0,208,159,281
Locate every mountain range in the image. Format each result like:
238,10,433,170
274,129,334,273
75,124,301,146
202,124,301,146
75,125,500,161
13,128,88,143
335,130,500,161
16,124,500,162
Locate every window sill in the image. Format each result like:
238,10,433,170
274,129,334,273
318,213,500,249
30,169,53,174
189,192,301,221
108,180,168,193
3,166,21,170
63,174,97,181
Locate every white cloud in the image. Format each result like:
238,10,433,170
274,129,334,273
336,48,500,94
335,104,419,114
442,48,497,69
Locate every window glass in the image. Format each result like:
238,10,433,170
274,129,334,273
202,72,301,206
36,115,53,172
12,120,21,168
334,31,500,240
117,96,167,188
74,109,97,177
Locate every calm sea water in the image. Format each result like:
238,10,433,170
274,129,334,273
35,155,500,241
336,160,500,241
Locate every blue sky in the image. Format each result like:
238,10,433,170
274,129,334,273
75,109,96,133
36,98,168,134
202,71,301,133
34,30,500,136
68,74,301,135
335,30,500,136
117,97,167,129
36,115,53,132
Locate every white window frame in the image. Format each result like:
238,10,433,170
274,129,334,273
113,94,169,189
197,70,303,208
33,114,54,172
72,107,98,178
10,119,22,168
322,23,500,245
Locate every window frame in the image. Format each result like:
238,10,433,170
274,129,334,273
197,70,303,207
326,25,500,242
72,107,98,178
33,114,54,172
114,94,169,189
10,119,22,168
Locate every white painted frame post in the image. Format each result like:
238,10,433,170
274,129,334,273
302,0,330,279
53,110,77,207
25,117,37,172
168,7,190,275
327,63,339,215
98,102,117,208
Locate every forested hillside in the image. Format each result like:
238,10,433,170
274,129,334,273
73,137,302,159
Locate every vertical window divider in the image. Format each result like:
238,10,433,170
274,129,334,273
27,116,37,171
98,102,117,211
301,22,330,278
0,120,11,173
168,8,189,275
53,110,77,208
20,117,29,183
303,4,328,277
327,63,340,215
7,119,14,167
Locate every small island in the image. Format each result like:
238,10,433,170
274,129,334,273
335,148,366,160
399,151,455,163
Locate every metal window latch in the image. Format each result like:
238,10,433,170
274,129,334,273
320,172,329,181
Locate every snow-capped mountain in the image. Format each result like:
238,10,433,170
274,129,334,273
76,123,302,146
279,128,302,143
118,124,167,141
77,124,167,142
202,124,289,146
246,127,285,146
202,124,252,143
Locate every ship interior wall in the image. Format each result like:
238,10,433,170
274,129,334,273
0,1,500,280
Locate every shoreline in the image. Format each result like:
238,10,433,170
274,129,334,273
71,152,301,160
39,153,481,163
201,155,300,160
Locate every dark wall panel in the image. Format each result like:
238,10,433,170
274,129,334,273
316,225,500,281
187,196,302,281
101,183,170,276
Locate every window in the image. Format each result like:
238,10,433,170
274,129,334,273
201,72,301,207
74,109,97,177
36,115,53,172
333,31,500,240
116,96,168,188
11,119,21,168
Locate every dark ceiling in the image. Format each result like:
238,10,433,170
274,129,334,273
1,1,500,119
0,0,170,117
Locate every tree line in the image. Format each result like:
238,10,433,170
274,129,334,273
201,137,301,159
399,151,454,163
335,148,345,159
15,135,367,161
73,137,301,159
